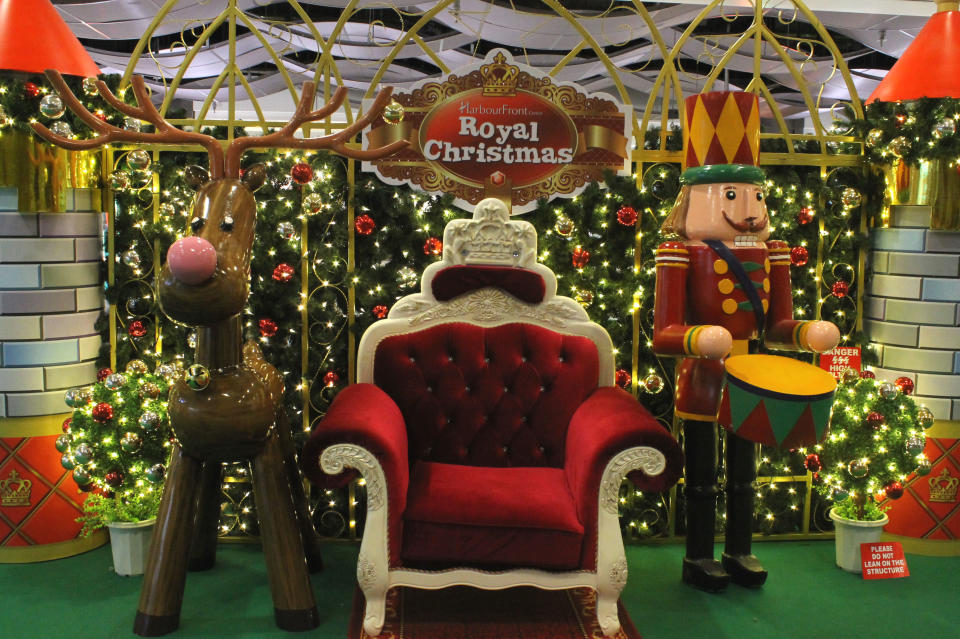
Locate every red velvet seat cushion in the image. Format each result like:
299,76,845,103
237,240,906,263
401,461,584,570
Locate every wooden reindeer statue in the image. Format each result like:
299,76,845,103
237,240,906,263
33,70,406,636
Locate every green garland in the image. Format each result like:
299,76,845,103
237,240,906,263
855,97,960,166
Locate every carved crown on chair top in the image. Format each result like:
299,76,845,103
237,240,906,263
357,198,615,386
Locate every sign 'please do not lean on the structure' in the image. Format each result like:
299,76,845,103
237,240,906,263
362,49,632,214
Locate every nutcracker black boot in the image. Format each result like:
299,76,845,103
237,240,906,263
681,420,730,592
722,432,768,587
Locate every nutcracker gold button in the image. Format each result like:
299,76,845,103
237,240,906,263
718,278,734,294
713,259,728,274
722,298,738,314
764,258,770,273
762,299,769,312
763,278,770,293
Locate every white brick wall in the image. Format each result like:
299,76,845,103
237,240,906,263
1,189,105,417
868,212,960,420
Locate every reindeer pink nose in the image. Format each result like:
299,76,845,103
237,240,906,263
167,236,217,285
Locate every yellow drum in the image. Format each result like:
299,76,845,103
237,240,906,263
718,354,837,449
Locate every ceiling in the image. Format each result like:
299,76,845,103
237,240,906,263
49,1,938,125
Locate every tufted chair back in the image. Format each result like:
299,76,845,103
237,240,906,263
372,322,599,468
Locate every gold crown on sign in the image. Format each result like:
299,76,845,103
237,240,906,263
480,52,520,96
929,468,959,503
0,470,32,507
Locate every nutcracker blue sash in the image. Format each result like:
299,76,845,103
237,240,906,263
703,239,766,341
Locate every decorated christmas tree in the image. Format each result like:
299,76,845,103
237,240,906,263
58,360,175,535
801,373,934,521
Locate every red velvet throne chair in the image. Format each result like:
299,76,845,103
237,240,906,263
302,198,683,636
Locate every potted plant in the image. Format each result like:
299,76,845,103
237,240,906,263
59,359,176,575
799,374,933,572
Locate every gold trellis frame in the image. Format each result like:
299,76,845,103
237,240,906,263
108,0,869,541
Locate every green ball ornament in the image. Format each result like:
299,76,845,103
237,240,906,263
841,367,859,384
146,463,165,484
60,453,76,470
82,76,99,96
833,488,849,502
104,373,126,391
933,117,956,139
124,117,142,133
888,135,910,158
39,94,65,119
917,406,935,429
916,456,932,476
848,459,869,479
109,170,130,190
186,364,211,391
865,128,884,148
575,288,594,307
302,192,323,214
50,120,73,138
139,382,161,400
121,249,141,268
121,432,143,452
126,149,151,171
73,443,94,465
841,187,862,208
879,381,898,400
126,359,149,375
554,215,575,237
72,467,92,486
905,435,925,456
642,373,665,394
383,100,405,125
139,410,161,431
55,434,71,453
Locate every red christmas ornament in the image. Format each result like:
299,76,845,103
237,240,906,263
795,207,813,225
97,367,113,382
355,214,376,236
323,371,340,387
62,417,72,433
790,246,809,267
884,481,904,500
92,402,114,423
859,370,876,379
804,453,822,473
23,82,40,98
79,482,95,493
272,263,295,282
831,280,850,298
238,168,246,178
615,369,632,389
290,163,313,184
895,376,915,395
571,247,590,268
616,206,638,226
372,304,388,319
128,320,147,338
258,318,278,337
105,470,124,488
94,112,108,122
423,237,443,256
867,411,885,430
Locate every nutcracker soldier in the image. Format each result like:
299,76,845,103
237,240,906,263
653,91,839,592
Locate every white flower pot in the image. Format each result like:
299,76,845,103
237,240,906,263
829,508,889,573
106,518,156,576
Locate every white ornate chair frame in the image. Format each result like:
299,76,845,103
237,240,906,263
319,199,669,636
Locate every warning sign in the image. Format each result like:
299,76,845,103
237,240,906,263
819,346,862,380
860,541,909,579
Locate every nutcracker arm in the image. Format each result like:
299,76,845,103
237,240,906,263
764,241,840,353
653,242,732,360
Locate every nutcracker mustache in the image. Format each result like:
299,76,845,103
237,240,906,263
722,210,768,233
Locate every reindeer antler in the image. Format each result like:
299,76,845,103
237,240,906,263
31,70,226,178
224,82,408,177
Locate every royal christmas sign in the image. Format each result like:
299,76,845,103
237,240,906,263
362,49,632,213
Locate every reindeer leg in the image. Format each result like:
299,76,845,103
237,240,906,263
276,408,324,573
188,460,223,571
134,445,203,637
251,431,319,631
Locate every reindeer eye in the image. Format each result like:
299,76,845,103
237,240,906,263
220,216,234,232
190,217,204,232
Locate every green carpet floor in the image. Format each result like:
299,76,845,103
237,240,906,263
2,539,955,638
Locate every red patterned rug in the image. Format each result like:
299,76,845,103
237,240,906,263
348,586,642,639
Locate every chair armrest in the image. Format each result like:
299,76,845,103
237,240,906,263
302,383,410,514
565,387,683,532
